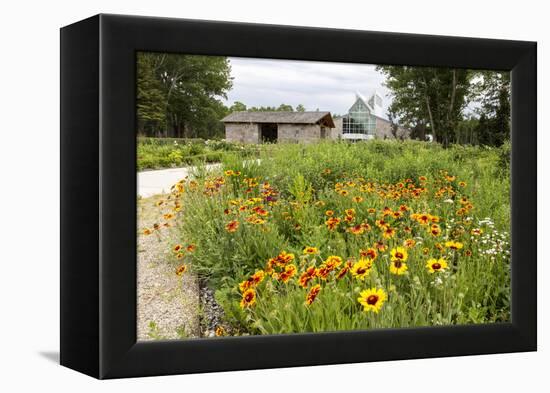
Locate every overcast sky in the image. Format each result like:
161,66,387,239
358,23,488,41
224,57,392,117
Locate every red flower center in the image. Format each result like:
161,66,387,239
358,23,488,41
366,295,379,305
432,263,441,270
393,260,402,268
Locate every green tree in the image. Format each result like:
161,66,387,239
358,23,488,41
136,52,233,139
377,66,471,146
471,71,510,146
229,101,247,112
277,104,294,112
137,54,167,136
296,104,306,112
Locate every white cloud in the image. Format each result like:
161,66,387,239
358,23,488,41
225,57,392,116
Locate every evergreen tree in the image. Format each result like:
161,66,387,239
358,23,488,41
137,54,167,136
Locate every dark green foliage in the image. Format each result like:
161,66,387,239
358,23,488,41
377,66,470,146
377,65,510,147
473,73,511,147
136,53,232,139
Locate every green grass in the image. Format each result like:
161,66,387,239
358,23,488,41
150,140,511,335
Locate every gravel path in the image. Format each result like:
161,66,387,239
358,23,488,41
137,194,201,341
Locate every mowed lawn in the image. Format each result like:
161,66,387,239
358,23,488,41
141,140,511,337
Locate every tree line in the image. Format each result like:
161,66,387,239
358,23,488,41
137,53,306,139
137,52,510,146
377,66,510,147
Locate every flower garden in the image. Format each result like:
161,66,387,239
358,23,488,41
141,140,511,337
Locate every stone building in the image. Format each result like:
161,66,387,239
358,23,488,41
221,111,336,143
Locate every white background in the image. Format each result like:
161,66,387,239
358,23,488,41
0,0,546,391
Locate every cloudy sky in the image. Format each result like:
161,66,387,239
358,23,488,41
224,57,392,117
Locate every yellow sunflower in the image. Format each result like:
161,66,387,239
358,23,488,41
426,258,448,273
390,246,408,262
389,259,408,275
445,240,464,250
240,288,256,308
357,288,387,313
350,258,373,280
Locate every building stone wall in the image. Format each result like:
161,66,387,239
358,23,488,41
330,118,343,140
225,123,260,143
277,124,322,143
375,117,410,140
375,117,393,139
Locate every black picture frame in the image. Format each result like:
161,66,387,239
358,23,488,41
60,14,537,379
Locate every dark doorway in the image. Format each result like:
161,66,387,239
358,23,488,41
260,123,278,143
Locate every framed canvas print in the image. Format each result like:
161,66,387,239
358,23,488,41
60,14,536,379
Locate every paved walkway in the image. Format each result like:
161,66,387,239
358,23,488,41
138,164,220,197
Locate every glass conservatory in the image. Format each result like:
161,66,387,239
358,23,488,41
341,93,380,141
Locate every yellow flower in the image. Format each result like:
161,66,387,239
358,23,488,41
298,266,317,288
324,255,343,270
325,217,341,231
173,244,183,253
240,288,256,308
305,284,321,306
239,270,266,292
360,247,377,260
390,247,408,262
225,220,239,232
350,258,373,280
445,240,464,250
417,213,431,225
278,264,297,283
303,246,319,255
429,224,442,236
336,261,352,279
426,258,448,273
215,326,226,336
357,288,387,313
382,226,396,239
345,208,356,217
347,224,365,235
389,259,408,275
175,264,187,276
403,238,416,248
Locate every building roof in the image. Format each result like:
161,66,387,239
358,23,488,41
221,111,335,128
